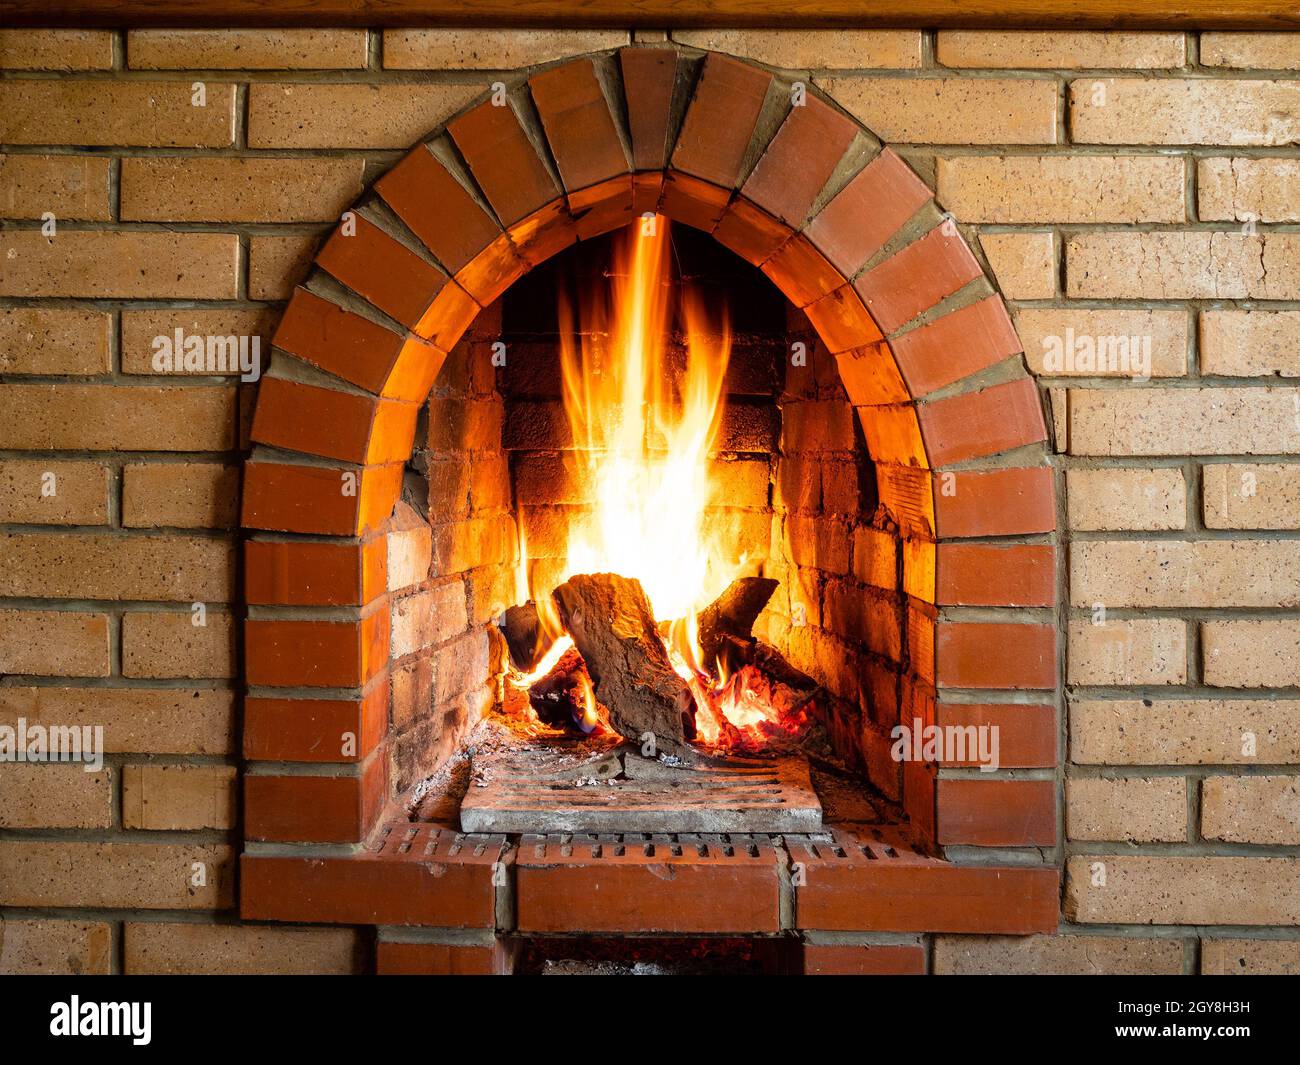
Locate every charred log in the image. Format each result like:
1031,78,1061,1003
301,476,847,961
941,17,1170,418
501,601,544,672
528,646,595,733
552,572,696,757
697,576,778,665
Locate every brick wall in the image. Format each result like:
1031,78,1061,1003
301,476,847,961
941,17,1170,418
771,307,908,799
2,25,1298,975
395,301,512,792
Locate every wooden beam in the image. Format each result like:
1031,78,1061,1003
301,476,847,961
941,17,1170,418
0,1,1296,32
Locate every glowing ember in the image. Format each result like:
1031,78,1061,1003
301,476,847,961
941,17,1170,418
688,664,813,755
507,217,811,753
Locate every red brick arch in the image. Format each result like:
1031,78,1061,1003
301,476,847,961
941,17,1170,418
240,47,1058,859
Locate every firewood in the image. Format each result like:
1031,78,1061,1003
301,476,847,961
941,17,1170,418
501,601,544,672
552,572,697,757
528,647,595,732
696,576,778,665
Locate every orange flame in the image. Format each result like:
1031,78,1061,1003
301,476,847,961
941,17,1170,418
692,665,813,755
573,669,600,733
509,217,808,753
556,216,735,623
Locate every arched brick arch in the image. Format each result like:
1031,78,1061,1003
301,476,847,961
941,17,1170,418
240,48,1058,871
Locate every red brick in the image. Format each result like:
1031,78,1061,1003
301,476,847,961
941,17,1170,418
935,702,1057,769
854,224,983,334
241,824,504,927
619,46,680,170
244,684,388,764
316,214,450,332
631,169,664,216
804,286,885,355
416,282,482,352
245,537,386,608
515,834,782,933
251,377,419,466
713,196,792,266
530,58,628,192
242,460,403,537
449,98,561,226
377,940,513,975
802,941,926,975
456,232,529,306
937,779,1057,846
244,758,385,844
505,199,577,266
762,234,845,308
936,622,1057,689
568,175,637,241
890,295,1023,396
671,52,772,187
807,149,933,278
273,287,447,401
934,466,1057,538
742,95,858,227
936,543,1055,607
918,377,1047,466
659,169,730,231
790,828,1058,933
245,611,389,689
856,403,928,467
836,342,911,406
375,145,504,275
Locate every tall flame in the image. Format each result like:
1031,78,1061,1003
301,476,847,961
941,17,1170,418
555,216,735,625
509,217,808,752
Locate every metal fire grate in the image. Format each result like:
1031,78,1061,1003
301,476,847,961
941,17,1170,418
460,752,823,834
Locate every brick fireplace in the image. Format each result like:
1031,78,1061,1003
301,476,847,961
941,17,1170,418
4,13,1298,978
236,46,1058,971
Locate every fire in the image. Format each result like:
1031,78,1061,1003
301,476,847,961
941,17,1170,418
511,524,573,687
509,217,807,752
558,215,734,622
689,665,813,755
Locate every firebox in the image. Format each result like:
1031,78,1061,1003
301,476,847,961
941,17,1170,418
393,217,899,839
239,44,1061,972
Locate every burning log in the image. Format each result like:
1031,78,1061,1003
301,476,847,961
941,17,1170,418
528,646,597,733
501,601,545,673
696,576,778,665
739,637,820,708
699,634,820,754
552,572,696,758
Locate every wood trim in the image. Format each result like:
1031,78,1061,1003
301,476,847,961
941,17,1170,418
1,1,1297,31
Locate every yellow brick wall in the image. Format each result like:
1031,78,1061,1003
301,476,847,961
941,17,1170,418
1,26,1298,975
